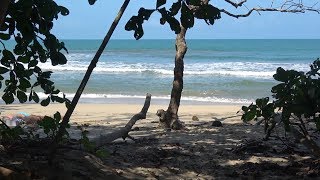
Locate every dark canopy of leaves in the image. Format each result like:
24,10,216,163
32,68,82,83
0,0,71,106
125,0,221,40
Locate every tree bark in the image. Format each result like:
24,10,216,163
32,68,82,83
93,93,151,147
51,0,131,160
157,25,187,130
53,0,131,147
0,0,10,26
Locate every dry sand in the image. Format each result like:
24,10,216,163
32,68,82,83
1,103,318,179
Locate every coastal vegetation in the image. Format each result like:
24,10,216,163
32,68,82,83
0,0,319,179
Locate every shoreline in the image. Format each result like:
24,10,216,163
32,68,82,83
1,103,243,124
0,96,252,106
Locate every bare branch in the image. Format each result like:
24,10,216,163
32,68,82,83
224,0,247,8
220,3,320,18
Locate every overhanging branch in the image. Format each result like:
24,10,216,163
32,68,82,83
220,6,320,18
220,0,320,18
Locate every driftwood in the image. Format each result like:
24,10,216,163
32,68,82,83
93,93,151,147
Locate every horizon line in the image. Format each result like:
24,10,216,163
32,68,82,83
58,38,320,40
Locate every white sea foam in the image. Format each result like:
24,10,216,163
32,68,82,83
38,53,310,79
36,92,251,104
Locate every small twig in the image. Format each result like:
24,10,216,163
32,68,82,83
0,118,10,130
0,40,6,49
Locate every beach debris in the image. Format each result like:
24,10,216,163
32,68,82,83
1,112,43,128
212,120,222,127
91,93,151,147
192,115,199,121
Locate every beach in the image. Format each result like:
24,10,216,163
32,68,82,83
2,103,242,125
4,102,316,179
2,102,311,179
1,39,319,178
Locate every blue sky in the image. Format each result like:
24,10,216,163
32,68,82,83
52,0,320,39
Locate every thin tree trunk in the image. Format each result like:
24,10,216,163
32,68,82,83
0,0,10,26
157,25,187,129
52,0,131,153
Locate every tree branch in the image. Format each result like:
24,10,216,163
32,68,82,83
220,6,320,18
93,93,151,148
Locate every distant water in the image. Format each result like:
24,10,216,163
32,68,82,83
3,39,320,104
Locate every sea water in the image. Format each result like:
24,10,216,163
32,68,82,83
3,39,320,105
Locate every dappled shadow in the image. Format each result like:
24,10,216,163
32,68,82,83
66,112,320,179
1,107,318,179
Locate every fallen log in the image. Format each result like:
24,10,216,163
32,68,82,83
93,93,151,147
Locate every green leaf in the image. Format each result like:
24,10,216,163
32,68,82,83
19,78,31,89
138,8,155,21
157,0,166,8
42,71,53,78
241,106,249,112
0,22,8,31
41,97,50,106
0,67,9,74
242,109,257,122
3,49,15,61
169,0,182,16
32,91,40,103
167,16,181,34
0,33,10,40
88,0,97,5
65,99,71,109
28,60,38,68
54,96,65,103
54,111,61,121
2,93,14,104
273,67,288,82
181,3,194,29
58,6,69,16
17,90,27,103
50,52,67,66
256,97,269,108
17,55,30,63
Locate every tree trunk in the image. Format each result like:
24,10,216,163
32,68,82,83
157,25,187,130
0,0,10,26
52,0,131,157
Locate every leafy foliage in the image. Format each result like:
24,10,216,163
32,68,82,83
38,111,70,138
0,0,70,106
242,59,320,137
0,120,24,143
125,0,221,39
77,124,108,158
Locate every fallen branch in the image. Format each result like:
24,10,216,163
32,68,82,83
93,93,151,148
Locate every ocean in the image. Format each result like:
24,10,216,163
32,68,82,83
3,39,320,105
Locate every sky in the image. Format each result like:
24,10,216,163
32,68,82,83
52,0,320,39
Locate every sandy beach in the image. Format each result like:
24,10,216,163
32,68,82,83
1,103,242,122
2,102,317,179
